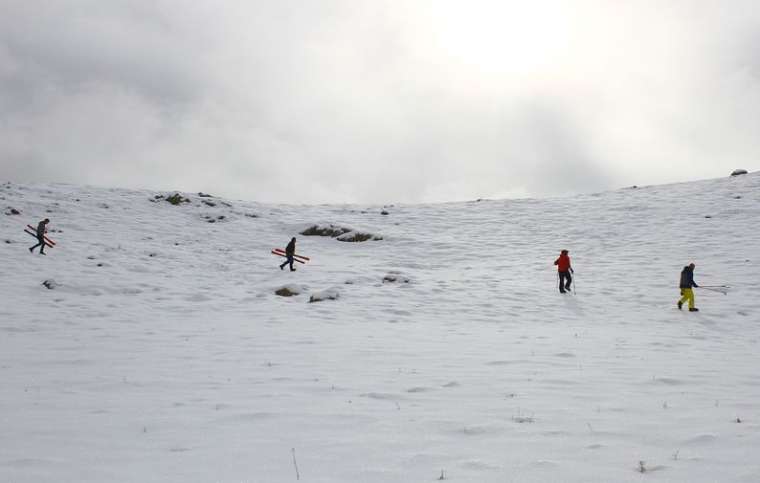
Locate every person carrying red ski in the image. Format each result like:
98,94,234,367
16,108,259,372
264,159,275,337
28,218,50,255
279,237,297,272
554,249,573,293
678,262,699,312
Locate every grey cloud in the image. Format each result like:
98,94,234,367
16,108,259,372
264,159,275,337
2,1,760,203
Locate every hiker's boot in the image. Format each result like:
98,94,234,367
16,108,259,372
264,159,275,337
677,301,683,310
689,307,699,312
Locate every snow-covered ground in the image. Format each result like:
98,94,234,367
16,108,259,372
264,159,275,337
1,174,759,482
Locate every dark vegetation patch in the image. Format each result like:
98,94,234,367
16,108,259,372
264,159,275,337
166,193,191,205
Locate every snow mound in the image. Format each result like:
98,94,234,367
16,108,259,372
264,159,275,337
309,288,340,303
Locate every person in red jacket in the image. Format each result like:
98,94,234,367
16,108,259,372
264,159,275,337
554,249,573,293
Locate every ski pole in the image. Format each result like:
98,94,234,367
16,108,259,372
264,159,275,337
571,268,576,295
699,286,728,295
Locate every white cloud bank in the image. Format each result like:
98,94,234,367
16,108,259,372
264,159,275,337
2,0,760,203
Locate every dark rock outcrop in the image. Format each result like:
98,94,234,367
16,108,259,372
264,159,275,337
42,279,58,290
337,231,383,242
275,285,303,297
300,224,352,237
383,272,410,283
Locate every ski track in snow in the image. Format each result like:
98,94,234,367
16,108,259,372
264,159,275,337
1,176,760,482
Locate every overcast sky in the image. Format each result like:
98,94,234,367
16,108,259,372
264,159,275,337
1,1,759,203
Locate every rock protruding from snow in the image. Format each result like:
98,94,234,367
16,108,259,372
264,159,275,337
383,271,410,283
275,284,304,297
337,231,383,242
202,214,226,223
300,224,352,237
300,224,382,242
731,169,748,176
4,207,21,215
41,279,58,290
309,288,340,303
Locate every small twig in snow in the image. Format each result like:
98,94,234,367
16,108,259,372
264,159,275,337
292,448,300,480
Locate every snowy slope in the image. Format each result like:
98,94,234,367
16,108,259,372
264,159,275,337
1,174,760,483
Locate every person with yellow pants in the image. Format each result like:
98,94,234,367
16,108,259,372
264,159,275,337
678,262,699,312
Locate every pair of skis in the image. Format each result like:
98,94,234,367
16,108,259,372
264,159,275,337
271,248,310,264
24,225,56,248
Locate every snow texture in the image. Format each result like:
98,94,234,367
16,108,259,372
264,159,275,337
2,175,760,482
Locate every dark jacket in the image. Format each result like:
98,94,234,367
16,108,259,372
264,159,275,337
679,266,698,289
285,239,296,256
36,221,47,238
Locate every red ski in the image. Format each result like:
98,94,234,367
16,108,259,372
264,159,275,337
272,248,310,262
26,225,57,246
271,249,306,264
24,229,55,248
